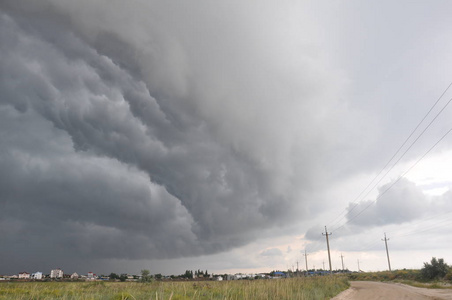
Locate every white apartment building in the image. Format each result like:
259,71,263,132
87,272,96,280
50,268,63,278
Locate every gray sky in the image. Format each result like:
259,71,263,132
1,0,452,275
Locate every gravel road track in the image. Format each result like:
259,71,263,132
331,281,452,300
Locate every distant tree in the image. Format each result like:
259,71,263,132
109,273,119,280
421,257,449,280
141,269,152,282
154,273,162,280
119,274,128,282
182,270,193,279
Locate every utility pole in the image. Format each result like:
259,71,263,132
322,226,333,274
296,261,299,276
322,260,325,270
340,253,345,271
382,233,392,271
303,250,309,275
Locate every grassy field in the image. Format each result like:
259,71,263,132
348,270,452,289
348,269,421,282
0,276,349,300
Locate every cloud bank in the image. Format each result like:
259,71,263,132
0,0,376,273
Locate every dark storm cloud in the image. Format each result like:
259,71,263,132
0,106,199,269
0,1,363,273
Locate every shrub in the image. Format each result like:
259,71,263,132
421,257,449,280
444,269,452,282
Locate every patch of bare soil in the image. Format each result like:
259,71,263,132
331,281,452,300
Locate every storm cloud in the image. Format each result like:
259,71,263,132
2,0,452,275
0,1,366,273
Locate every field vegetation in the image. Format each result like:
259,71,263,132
349,269,452,289
348,257,452,289
0,276,349,300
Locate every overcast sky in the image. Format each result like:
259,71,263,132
1,0,452,276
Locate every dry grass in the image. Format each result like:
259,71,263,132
0,276,349,300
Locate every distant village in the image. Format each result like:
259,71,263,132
0,268,350,282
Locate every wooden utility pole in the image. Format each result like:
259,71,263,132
322,226,333,274
303,250,309,275
340,253,345,271
382,233,392,271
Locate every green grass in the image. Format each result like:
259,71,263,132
0,276,349,300
403,281,452,289
348,269,421,282
348,270,452,289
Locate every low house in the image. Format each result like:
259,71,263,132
31,272,43,280
71,272,79,280
231,274,248,280
18,272,30,279
272,272,286,278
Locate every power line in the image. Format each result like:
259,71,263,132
327,81,452,229
341,211,452,254
394,218,452,239
389,210,452,239
308,83,452,269
357,240,382,252
305,228,327,254
333,123,452,232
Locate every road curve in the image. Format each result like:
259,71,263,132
331,281,452,300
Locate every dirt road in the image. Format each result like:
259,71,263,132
331,281,452,300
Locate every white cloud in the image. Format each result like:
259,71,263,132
346,178,429,227
260,248,283,257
